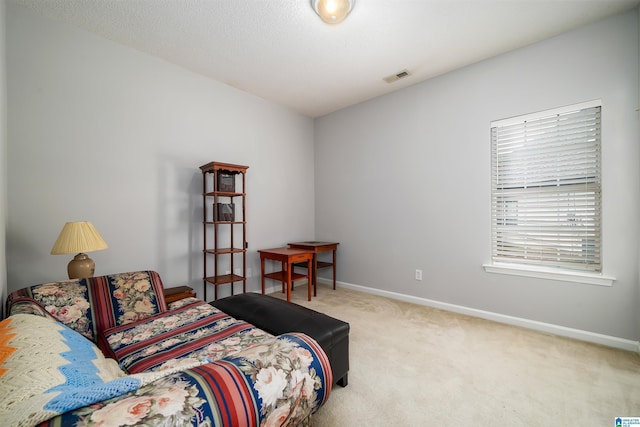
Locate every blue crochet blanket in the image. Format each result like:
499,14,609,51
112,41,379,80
0,314,142,426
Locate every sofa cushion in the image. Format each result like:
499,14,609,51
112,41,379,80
87,270,168,333
34,332,333,427
101,299,271,374
0,314,142,427
6,270,168,343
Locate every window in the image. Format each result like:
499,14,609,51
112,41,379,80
489,100,602,275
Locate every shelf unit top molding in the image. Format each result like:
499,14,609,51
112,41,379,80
200,161,249,174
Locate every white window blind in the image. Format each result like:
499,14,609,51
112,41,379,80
491,101,601,272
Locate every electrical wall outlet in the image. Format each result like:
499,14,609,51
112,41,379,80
415,269,423,281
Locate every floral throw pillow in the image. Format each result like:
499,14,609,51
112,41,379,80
104,271,165,325
29,280,94,340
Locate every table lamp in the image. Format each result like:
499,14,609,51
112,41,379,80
51,221,108,279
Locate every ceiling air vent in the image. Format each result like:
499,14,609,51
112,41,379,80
383,69,411,83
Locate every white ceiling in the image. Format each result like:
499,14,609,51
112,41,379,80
10,0,640,117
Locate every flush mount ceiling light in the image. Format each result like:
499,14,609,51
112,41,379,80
312,0,355,24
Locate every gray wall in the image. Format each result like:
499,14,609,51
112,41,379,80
314,9,640,341
5,4,316,296
4,3,639,343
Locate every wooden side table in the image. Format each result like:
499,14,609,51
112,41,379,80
164,286,196,304
258,247,313,302
288,241,339,296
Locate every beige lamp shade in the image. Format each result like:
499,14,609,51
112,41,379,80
51,221,108,279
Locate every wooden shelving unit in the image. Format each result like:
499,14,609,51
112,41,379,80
200,161,248,301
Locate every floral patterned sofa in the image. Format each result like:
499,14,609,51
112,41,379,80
1,271,332,427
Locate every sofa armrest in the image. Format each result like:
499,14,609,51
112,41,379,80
5,297,56,320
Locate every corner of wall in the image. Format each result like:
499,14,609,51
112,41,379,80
637,4,640,339
1,0,7,318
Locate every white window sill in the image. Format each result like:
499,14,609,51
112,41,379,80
482,263,615,287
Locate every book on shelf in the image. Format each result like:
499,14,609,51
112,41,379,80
215,203,235,222
216,171,235,192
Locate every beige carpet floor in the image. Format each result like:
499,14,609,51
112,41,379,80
269,284,640,426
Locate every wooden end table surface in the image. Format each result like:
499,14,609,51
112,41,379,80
288,241,339,295
258,247,314,302
164,285,196,304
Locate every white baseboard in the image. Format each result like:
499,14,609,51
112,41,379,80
262,283,281,295
318,278,639,353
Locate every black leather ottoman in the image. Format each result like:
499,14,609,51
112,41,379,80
211,292,350,387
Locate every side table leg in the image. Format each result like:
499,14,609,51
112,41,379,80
307,258,312,301
261,257,266,295
286,262,292,302
313,253,318,297
332,249,337,290
282,261,286,293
